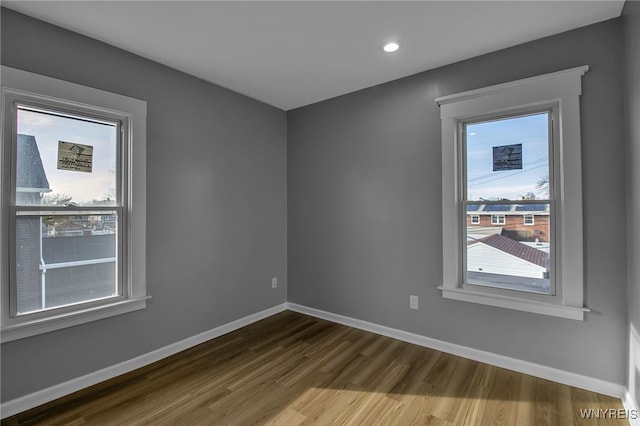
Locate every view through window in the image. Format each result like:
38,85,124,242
463,112,552,295
14,105,120,314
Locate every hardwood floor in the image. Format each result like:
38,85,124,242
2,311,627,425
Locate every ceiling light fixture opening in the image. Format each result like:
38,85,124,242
382,41,401,53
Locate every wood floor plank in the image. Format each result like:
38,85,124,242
514,372,537,425
450,364,493,425
479,367,521,426
2,311,626,426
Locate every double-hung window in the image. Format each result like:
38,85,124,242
436,66,589,320
464,111,552,294
1,66,147,341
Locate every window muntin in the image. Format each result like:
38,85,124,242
470,215,480,224
462,112,553,295
11,103,124,317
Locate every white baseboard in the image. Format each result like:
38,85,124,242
287,302,627,399
623,391,640,426
0,303,288,419
627,324,640,426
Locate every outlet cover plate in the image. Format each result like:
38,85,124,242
410,295,418,310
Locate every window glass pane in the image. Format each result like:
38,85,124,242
15,213,118,315
466,202,551,294
464,112,552,295
465,113,549,201
16,106,118,206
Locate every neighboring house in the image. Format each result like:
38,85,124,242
40,235,116,309
16,134,51,204
467,233,549,279
15,134,51,313
467,203,550,242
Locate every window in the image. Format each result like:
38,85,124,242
1,66,147,341
470,215,480,225
465,112,551,295
436,66,589,320
490,214,506,225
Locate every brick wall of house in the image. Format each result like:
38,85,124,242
467,214,550,242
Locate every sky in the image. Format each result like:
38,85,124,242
465,112,550,202
17,106,118,206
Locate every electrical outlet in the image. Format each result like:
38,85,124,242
272,277,278,288
410,295,419,310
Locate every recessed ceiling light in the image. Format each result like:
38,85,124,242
382,41,401,53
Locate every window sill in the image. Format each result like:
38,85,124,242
438,286,588,320
1,296,150,342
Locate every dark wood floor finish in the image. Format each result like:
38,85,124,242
1,311,627,425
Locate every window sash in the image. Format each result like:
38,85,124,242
460,109,556,297
10,98,125,207
6,93,129,319
463,200,552,294
460,110,554,203
10,207,125,317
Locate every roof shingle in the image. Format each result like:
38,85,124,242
476,234,548,268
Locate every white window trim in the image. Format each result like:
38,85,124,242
435,66,589,321
470,215,480,224
1,66,148,341
523,214,535,225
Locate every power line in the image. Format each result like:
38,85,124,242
467,157,547,183
468,164,547,187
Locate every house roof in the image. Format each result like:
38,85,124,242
475,234,548,268
17,134,50,192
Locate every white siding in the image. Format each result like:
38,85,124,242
467,243,546,279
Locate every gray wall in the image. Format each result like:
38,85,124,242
288,18,627,385
623,0,640,408
1,8,287,402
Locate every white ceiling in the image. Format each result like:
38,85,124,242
2,1,625,111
